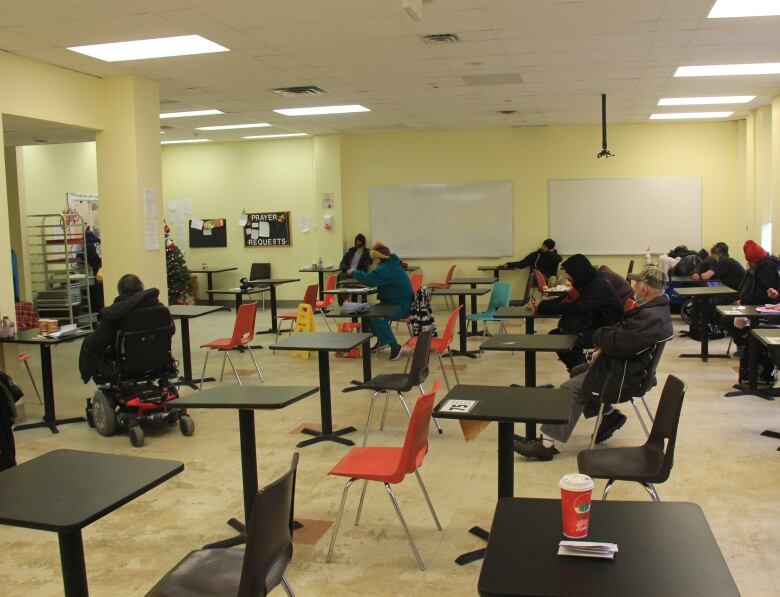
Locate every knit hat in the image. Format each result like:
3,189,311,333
369,241,391,260
743,240,767,263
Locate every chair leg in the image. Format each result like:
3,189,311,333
640,396,655,423
219,351,227,382
199,350,211,391
326,478,356,563
321,312,332,331
590,403,606,449
630,400,650,439
642,482,660,502
420,384,443,435
414,470,442,530
246,345,265,383
602,479,615,500
435,352,451,391
379,392,391,431
280,576,294,597
355,479,369,526
22,361,43,404
224,352,242,386
397,392,412,418
384,483,426,570
447,350,460,385
363,392,380,447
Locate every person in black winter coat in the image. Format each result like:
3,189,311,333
78,274,173,384
502,238,562,280
535,253,622,371
339,233,371,276
515,266,673,461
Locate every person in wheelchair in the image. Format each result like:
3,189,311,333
79,274,193,447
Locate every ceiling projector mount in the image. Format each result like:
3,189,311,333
597,93,615,159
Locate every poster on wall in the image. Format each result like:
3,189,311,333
243,211,291,247
189,218,227,248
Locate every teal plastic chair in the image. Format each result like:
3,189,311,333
466,282,511,337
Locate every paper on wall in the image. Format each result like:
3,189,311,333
190,218,204,230
251,228,259,240
238,213,248,227
144,188,157,217
182,199,192,214
144,221,159,250
203,228,212,236
298,215,310,232
258,221,270,238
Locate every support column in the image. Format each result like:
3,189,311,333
771,96,780,254
95,76,166,303
313,135,345,267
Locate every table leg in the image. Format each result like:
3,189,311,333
257,284,279,335
298,351,356,447
58,530,88,597
726,330,776,400
235,293,243,310
361,319,373,382
467,283,481,336
680,297,729,361
177,318,214,389
14,344,84,433
452,294,480,358
318,271,325,301
207,272,215,305
519,351,539,441
525,317,535,335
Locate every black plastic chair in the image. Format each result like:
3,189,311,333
249,263,271,311
509,269,534,307
343,330,442,444
589,338,671,449
578,375,686,502
146,453,299,597
626,259,635,280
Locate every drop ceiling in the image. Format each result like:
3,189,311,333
1,0,779,142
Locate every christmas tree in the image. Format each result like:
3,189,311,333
164,223,193,304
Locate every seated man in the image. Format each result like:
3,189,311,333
515,266,674,461
79,274,172,384
502,238,562,281
348,242,413,360
534,254,622,372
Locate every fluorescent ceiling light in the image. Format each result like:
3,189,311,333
675,63,780,77
708,0,780,18
242,133,309,140
649,112,734,120
68,35,229,62
273,105,370,116
160,109,223,119
161,139,211,145
195,123,271,131
658,96,755,105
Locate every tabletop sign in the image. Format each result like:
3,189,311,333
438,399,478,414
243,211,291,247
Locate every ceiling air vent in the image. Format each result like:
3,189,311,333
272,86,328,98
422,33,460,45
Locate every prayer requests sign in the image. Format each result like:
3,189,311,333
243,211,291,247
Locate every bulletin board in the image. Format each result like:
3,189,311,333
242,211,291,247
189,218,227,248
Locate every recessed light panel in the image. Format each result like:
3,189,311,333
242,133,309,140
161,139,212,145
649,112,734,120
675,63,780,77
160,110,224,119
708,0,780,18
273,105,370,116
195,123,271,131
68,35,229,62
658,96,755,105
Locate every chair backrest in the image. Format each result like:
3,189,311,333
302,284,318,308
229,302,258,346
392,380,440,482
250,262,271,281
533,268,547,289
320,275,338,307
441,306,463,347
486,282,511,314
115,305,176,381
634,339,670,397
442,265,456,287
626,259,635,280
238,453,299,597
406,329,432,387
410,273,423,294
645,375,686,482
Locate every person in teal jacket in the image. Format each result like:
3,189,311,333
348,241,413,360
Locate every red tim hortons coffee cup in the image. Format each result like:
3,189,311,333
559,473,594,539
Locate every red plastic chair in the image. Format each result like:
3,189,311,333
199,302,264,389
533,268,547,290
410,274,423,294
315,275,337,331
428,265,456,309
276,284,318,339
403,306,462,390
326,381,442,570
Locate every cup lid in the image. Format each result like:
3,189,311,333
559,473,594,491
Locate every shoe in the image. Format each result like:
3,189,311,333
513,437,559,461
389,344,402,360
595,410,627,444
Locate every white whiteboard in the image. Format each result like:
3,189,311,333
549,177,702,255
369,182,513,258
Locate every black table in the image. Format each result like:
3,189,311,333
190,267,238,305
245,278,301,335
0,449,183,597
675,286,736,362
206,286,269,311
434,385,571,565
494,305,561,334
324,284,378,304
1,330,90,433
481,333,576,440
299,265,340,301
173,385,318,547
479,498,739,597
717,305,780,399
432,287,491,358
169,304,227,389
751,329,780,449
270,332,373,447
669,275,708,285
449,278,497,336
478,265,506,279
326,304,400,382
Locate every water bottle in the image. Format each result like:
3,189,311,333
317,257,323,270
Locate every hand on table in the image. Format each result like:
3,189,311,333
768,288,779,300
691,273,701,280
530,299,540,311
347,268,354,276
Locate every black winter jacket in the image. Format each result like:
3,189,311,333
339,246,371,273
508,249,562,279
738,257,779,306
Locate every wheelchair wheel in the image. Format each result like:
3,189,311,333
680,299,695,325
129,426,145,447
179,415,195,437
92,391,117,436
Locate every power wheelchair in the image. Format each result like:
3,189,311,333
85,304,194,447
